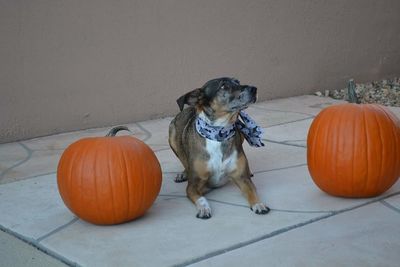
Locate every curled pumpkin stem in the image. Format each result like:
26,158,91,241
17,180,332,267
106,126,131,137
347,79,361,104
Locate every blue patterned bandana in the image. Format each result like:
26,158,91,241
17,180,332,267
195,111,265,147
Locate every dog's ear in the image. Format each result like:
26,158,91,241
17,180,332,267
176,88,204,111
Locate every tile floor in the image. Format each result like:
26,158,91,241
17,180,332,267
0,95,399,267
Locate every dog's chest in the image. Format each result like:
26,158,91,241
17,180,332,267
205,139,237,187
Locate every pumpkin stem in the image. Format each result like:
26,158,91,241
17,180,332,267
106,126,131,137
347,79,361,104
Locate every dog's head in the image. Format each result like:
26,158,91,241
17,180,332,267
177,77,257,121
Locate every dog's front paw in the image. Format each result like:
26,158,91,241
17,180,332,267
196,207,212,219
174,172,188,183
195,197,212,219
251,203,270,215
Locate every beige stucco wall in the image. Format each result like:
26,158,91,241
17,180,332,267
1,0,400,143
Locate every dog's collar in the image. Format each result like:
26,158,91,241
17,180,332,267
195,111,265,147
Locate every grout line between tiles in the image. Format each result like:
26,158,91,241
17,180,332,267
263,139,307,148
380,200,400,214
173,214,335,267
0,142,33,181
164,162,308,177
250,105,316,117
37,217,79,242
0,223,81,267
264,116,315,129
252,163,307,175
159,194,332,214
281,139,306,142
0,171,57,185
173,190,400,267
0,109,311,183
135,122,152,142
153,147,171,153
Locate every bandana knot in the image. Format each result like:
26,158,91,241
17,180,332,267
195,111,265,147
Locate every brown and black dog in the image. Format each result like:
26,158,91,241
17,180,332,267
168,77,270,219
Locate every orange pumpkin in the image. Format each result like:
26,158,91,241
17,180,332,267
307,103,400,197
57,126,162,225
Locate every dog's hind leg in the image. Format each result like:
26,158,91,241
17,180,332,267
169,120,189,183
174,170,188,183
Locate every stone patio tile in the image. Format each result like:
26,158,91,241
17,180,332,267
201,165,400,213
0,95,399,267
0,230,68,267
1,149,61,184
157,142,306,176
41,196,320,267
132,117,174,153
0,142,28,167
158,141,307,198
243,106,313,129
159,174,187,197
0,124,147,183
263,118,312,145
246,142,306,174
20,124,146,151
383,194,400,210
387,106,400,118
255,95,346,116
0,142,29,183
0,173,74,240
190,202,400,267
137,108,313,153
283,140,307,147
135,117,171,145
155,149,182,173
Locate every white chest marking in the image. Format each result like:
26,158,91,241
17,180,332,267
205,139,237,187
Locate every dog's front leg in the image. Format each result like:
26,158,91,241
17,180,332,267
186,179,212,219
232,176,270,215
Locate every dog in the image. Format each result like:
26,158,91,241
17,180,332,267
168,77,270,219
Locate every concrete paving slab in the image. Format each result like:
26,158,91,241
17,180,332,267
0,174,74,240
1,149,61,184
157,141,307,178
41,196,320,267
0,142,29,184
135,117,172,145
190,202,400,267
387,106,400,118
0,124,147,184
255,95,346,116
0,142,28,170
0,95,399,267
193,165,400,213
383,194,400,211
19,124,146,151
134,117,176,153
245,141,306,173
0,230,68,267
244,106,313,128
263,118,312,145
155,148,182,173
